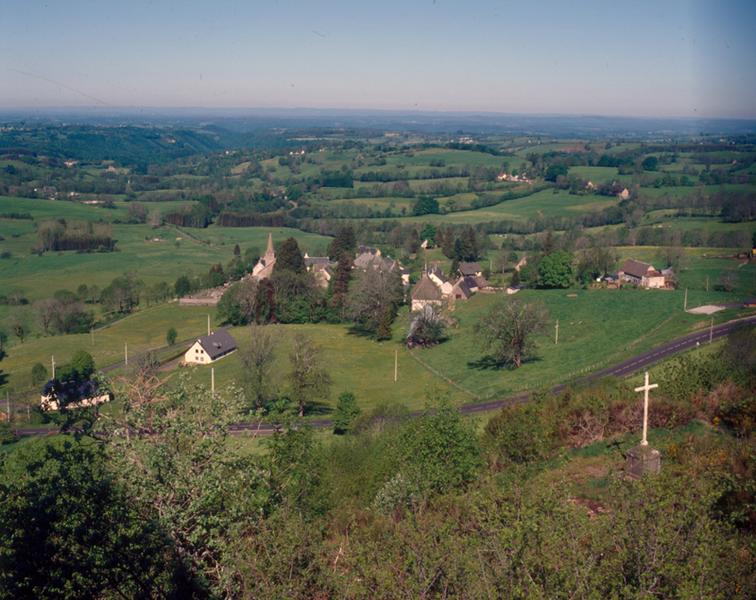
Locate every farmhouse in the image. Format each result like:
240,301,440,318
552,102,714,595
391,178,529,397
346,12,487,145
251,233,276,280
458,262,483,277
411,273,443,311
450,277,473,302
428,266,454,296
184,329,237,365
354,246,410,286
618,259,666,289
304,253,336,288
41,379,111,412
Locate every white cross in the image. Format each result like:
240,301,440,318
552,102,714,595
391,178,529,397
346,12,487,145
635,371,658,446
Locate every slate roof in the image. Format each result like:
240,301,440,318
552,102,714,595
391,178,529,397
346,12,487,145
459,262,482,276
305,256,333,268
619,259,655,279
451,277,472,298
411,273,443,301
196,329,237,360
428,265,450,283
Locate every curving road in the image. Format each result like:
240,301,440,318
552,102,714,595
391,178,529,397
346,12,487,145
12,314,756,438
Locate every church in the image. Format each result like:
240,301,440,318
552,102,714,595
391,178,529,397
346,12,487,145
251,233,276,280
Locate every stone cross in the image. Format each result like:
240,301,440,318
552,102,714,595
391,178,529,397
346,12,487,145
634,371,658,446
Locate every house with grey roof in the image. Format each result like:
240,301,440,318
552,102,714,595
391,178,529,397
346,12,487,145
184,329,238,365
458,262,483,277
411,273,443,311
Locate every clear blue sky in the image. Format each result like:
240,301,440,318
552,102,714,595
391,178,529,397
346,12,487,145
1,0,755,117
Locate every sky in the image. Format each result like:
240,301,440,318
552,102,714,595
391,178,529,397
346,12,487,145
1,0,755,118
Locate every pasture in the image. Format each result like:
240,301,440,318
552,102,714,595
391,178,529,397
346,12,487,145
0,216,332,302
410,286,744,401
0,303,215,393
178,322,469,414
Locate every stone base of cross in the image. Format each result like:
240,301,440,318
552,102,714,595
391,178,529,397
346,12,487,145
626,444,661,478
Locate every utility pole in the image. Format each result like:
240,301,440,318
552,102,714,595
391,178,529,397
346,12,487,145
211,367,215,395
705,276,709,292
124,342,128,366
5,391,10,424
51,355,55,379
683,288,688,312
207,314,211,336
555,319,559,345
709,318,714,344
394,349,398,383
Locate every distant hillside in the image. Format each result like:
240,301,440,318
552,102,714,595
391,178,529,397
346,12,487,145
0,125,232,166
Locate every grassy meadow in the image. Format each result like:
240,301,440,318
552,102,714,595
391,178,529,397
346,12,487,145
408,286,745,401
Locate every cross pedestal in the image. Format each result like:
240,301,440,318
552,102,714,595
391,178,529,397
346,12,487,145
626,371,661,478
626,444,661,478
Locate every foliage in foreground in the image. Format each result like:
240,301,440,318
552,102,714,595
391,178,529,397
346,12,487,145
0,327,753,598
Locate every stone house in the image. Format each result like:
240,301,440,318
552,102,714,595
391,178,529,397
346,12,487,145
458,262,483,277
411,273,443,311
428,266,454,296
618,259,666,289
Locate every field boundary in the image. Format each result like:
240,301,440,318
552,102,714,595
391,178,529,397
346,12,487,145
407,348,480,400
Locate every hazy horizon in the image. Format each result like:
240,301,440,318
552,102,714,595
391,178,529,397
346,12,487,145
2,0,756,119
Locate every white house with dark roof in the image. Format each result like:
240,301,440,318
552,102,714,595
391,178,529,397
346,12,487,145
184,329,238,365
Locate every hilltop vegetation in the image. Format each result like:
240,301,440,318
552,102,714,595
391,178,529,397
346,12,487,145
0,118,754,598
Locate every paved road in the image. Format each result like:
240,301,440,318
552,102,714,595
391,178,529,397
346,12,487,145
13,315,755,438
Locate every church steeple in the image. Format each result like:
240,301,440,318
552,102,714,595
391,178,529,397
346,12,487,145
264,232,275,259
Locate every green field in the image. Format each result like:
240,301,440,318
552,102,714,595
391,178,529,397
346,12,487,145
568,165,620,182
410,286,746,400
0,195,130,221
0,303,215,393
375,188,618,225
179,322,469,414
0,218,332,302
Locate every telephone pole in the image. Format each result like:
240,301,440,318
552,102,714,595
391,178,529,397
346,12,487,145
683,288,688,312
124,342,128,366
211,367,215,395
555,319,559,345
394,349,398,383
207,314,211,336
51,355,56,378
709,318,714,344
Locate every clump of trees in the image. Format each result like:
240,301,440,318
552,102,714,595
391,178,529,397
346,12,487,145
406,305,447,348
35,219,115,252
475,298,549,368
346,267,404,339
34,290,94,335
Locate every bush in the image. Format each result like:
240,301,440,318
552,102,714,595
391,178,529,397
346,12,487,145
333,392,360,435
484,402,552,465
31,363,48,386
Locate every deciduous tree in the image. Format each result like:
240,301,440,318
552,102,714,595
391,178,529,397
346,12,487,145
475,298,549,367
288,334,331,417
